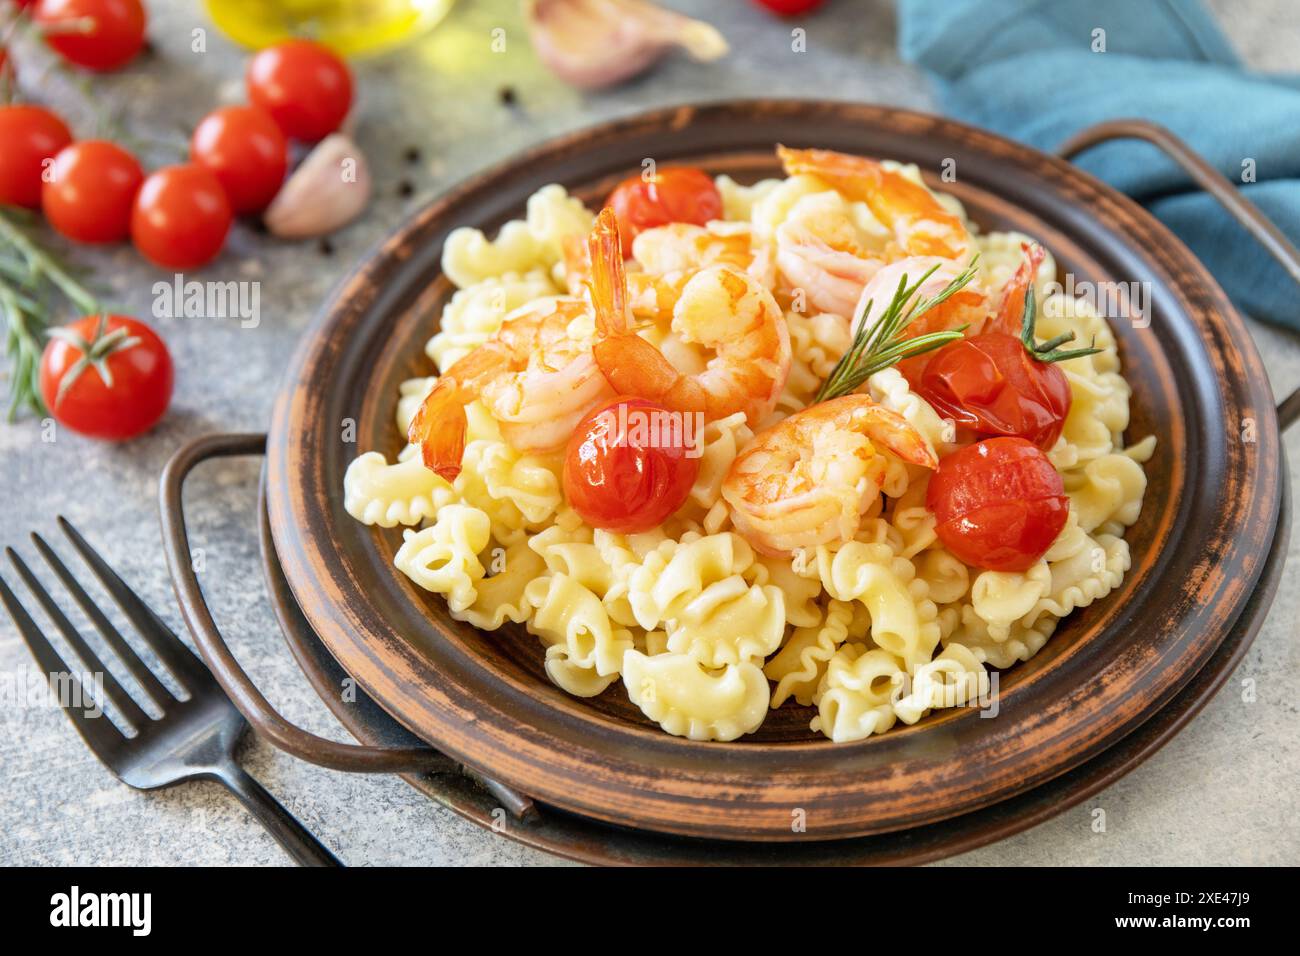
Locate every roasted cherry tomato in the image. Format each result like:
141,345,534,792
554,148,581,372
42,140,143,243
131,164,233,269
246,39,353,142
751,0,826,15
34,0,147,72
190,105,288,214
916,332,1072,450
563,396,702,533
926,437,1068,572
605,167,722,257
0,105,73,208
915,261,1097,451
40,314,173,440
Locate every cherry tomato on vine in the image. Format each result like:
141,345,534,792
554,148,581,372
246,40,353,142
563,396,702,533
926,437,1068,572
33,0,147,72
42,140,143,243
131,164,232,269
39,314,173,440
0,105,73,208
190,105,288,215
751,0,826,16
605,167,722,257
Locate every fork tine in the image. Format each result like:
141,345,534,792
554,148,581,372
0,570,127,758
32,532,175,711
5,547,155,731
57,517,212,691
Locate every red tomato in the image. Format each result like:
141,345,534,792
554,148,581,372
34,0,147,72
605,167,722,257
131,164,232,269
39,314,173,440
42,140,143,243
751,0,826,15
190,105,288,214
563,397,702,533
0,105,73,208
246,40,353,142
926,437,1068,572
916,332,1072,450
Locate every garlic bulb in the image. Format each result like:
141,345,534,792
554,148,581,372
264,134,372,239
524,0,728,90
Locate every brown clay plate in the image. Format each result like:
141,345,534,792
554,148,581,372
259,471,1288,864
265,101,1283,842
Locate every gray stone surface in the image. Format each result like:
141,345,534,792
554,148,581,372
1,0,1296,866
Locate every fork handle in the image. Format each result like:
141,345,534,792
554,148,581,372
209,761,344,867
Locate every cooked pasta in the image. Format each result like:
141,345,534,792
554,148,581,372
344,155,1152,743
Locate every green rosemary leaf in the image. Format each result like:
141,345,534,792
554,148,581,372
0,210,104,419
816,257,979,403
1018,287,1103,363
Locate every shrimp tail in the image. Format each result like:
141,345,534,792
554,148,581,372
777,144,884,198
407,378,472,481
592,337,707,412
856,402,939,469
588,207,630,337
991,242,1046,336
588,207,708,412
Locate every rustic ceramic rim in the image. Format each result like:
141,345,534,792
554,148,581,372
264,101,1282,841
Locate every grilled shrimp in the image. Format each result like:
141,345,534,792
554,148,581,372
777,145,974,262
564,220,754,321
632,221,754,273
774,190,884,318
407,296,613,480
721,395,937,557
852,246,1043,383
588,207,791,427
629,222,763,320
853,256,989,337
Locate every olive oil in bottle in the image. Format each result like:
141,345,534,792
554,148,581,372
204,0,454,55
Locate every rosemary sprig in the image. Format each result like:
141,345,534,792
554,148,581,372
815,257,980,403
0,210,103,420
1018,287,1103,363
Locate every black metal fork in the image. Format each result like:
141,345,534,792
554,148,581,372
0,517,342,866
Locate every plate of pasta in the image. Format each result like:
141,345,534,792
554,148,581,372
263,102,1283,841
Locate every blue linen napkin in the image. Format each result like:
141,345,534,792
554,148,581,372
896,0,1300,330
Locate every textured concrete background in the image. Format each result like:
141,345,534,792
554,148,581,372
1,0,1296,866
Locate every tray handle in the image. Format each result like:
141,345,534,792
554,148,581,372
1055,119,1300,431
158,433,536,820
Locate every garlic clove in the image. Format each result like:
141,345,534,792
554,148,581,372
524,0,728,91
264,133,372,239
